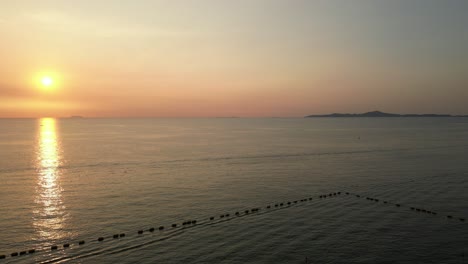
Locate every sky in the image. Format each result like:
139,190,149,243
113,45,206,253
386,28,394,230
0,0,467,118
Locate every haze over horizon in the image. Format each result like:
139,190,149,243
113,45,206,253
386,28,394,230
1,0,467,118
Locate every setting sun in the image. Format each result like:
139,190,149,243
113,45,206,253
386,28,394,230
41,76,53,87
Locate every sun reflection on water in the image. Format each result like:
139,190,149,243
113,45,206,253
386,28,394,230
34,118,68,241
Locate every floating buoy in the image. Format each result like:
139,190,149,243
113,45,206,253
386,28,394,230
460,218,465,222
0,255,5,259
28,249,35,254
226,214,230,217
63,243,70,248
11,252,18,257
192,220,197,224
19,251,26,255
338,192,341,195
159,226,164,230
395,204,401,207
266,206,271,209
51,245,58,250
309,198,313,200
356,195,360,198
235,212,240,215
287,202,291,205
138,230,143,234
374,199,379,202
274,204,278,207
120,233,125,237
98,237,104,241
149,227,155,232
210,217,214,220
416,208,421,212
113,234,119,238
447,215,453,219
79,241,85,245
410,207,415,210
172,224,177,228
345,192,349,195
245,210,249,214
432,212,437,215
280,203,284,206
220,215,225,218
294,201,297,204
383,201,388,204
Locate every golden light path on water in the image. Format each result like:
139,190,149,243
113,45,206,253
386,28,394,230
34,118,68,241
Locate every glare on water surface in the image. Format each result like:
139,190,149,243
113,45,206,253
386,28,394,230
34,118,68,241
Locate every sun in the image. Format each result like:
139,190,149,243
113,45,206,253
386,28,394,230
41,76,54,87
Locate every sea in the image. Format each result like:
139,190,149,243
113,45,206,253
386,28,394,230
0,117,467,263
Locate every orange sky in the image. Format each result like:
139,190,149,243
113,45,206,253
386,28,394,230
1,1,467,118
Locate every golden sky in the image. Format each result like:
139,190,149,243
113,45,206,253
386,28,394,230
1,0,467,117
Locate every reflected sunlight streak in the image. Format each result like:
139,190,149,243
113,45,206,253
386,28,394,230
34,118,68,241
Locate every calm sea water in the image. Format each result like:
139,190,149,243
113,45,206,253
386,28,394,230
0,118,467,263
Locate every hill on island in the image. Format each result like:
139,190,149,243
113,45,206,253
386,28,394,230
305,111,466,118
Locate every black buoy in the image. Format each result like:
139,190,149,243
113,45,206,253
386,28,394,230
149,227,155,232
138,230,143,234
374,199,379,202
226,214,230,217
384,201,388,204
192,220,197,224
210,217,214,220
294,201,297,204
159,226,164,230
63,243,70,248
235,212,240,215
432,212,437,215
172,224,177,228
0,255,5,259
346,192,349,195
280,203,284,206
79,241,85,245
287,202,291,205
28,249,35,254
98,237,104,241
356,195,360,198
309,198,313,200
113,234,119,238
19,251,27,255
120,233,125,237
422,209,427,213
220,214,225,218
51,245,58,250
267,206,271,209
410,207,415,210
416,208,421,212
395,204,401,207
447,215,453,219
11,252,18,257
245,210,249,214
460,218,465,222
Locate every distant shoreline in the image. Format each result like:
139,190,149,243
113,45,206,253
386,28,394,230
305,111,468,118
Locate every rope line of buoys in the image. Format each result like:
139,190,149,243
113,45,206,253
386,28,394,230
1,191,340,260
2,190,465,260
347,191,467,222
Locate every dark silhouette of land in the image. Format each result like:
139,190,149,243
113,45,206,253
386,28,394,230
305,111,468,118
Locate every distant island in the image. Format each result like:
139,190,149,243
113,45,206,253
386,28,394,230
305,111,468,118
69,115,84,119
